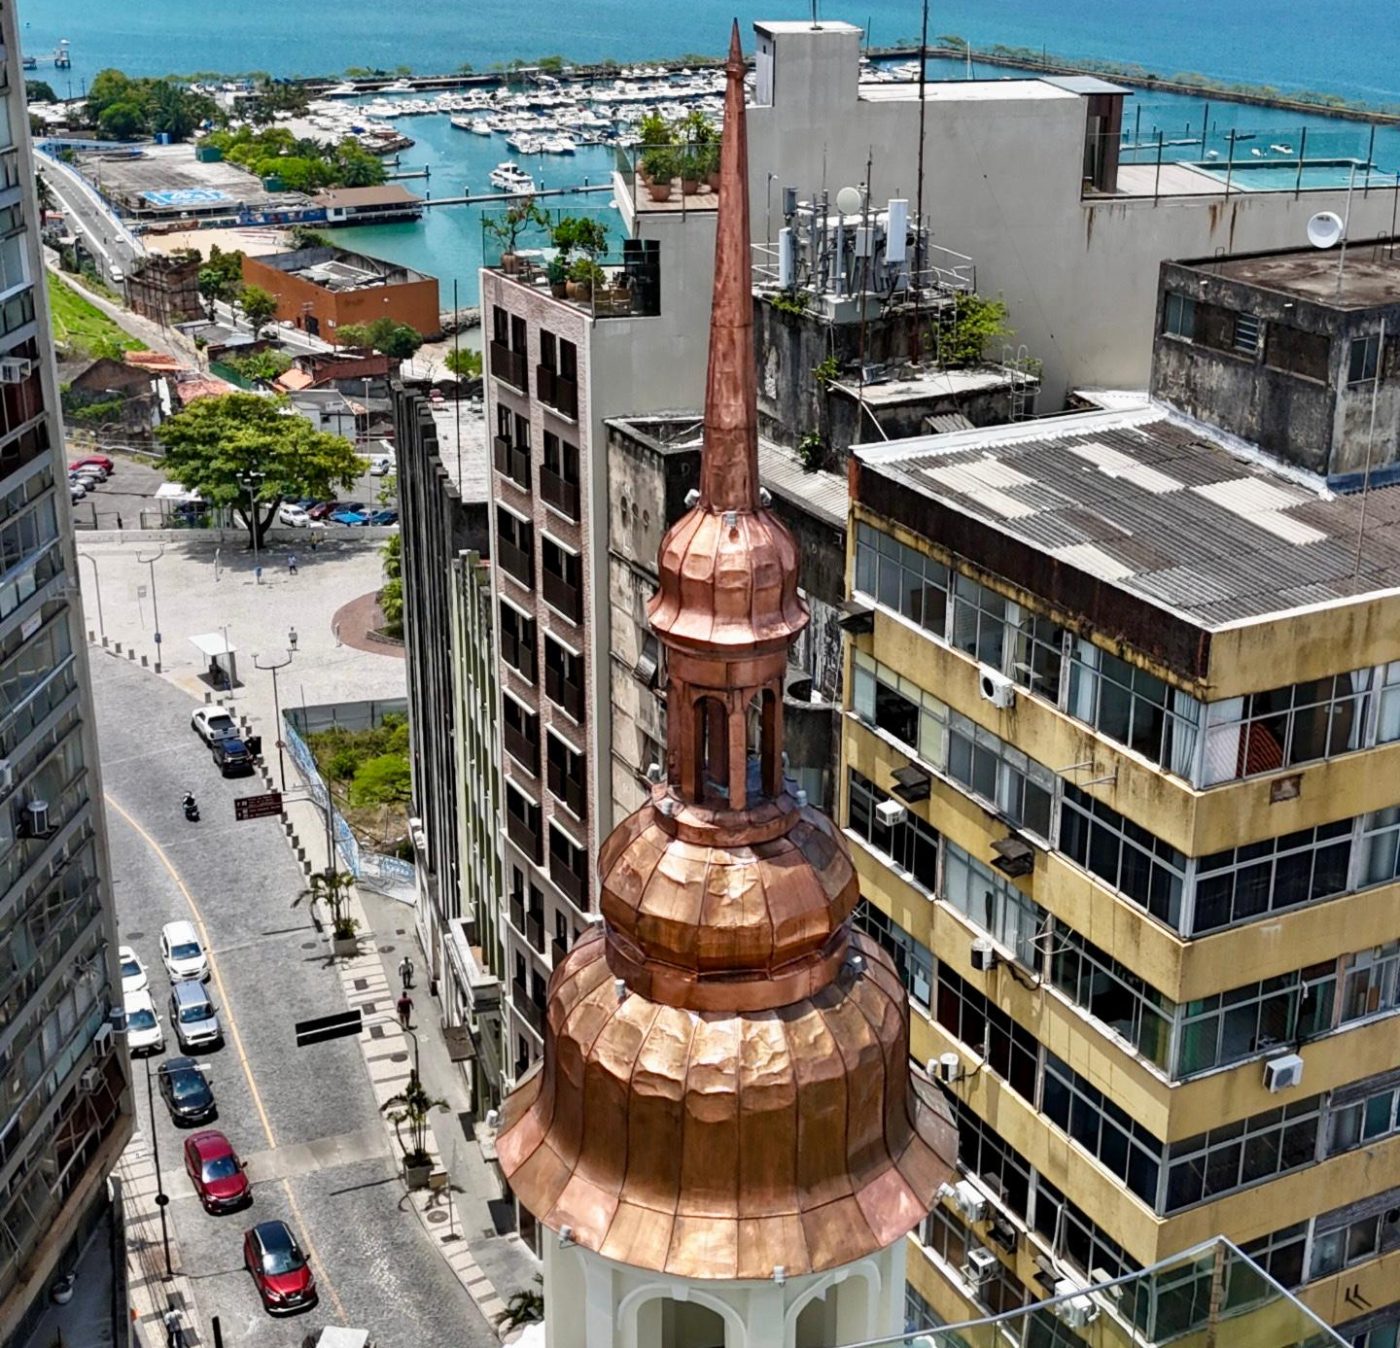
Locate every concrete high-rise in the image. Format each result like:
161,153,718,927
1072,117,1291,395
0,2,133,1341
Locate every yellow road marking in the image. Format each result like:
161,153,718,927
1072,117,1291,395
106,792,349,1323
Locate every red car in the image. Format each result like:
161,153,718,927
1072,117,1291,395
70,455,115,475
183,1130,250,1212
243,1220,316,1314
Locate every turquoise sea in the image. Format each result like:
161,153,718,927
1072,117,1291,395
18,0,1400,305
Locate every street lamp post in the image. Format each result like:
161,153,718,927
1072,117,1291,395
144,1056,173,1278
253,650,293,791
240,472,266,579
136,546,164,671
78,551,104,641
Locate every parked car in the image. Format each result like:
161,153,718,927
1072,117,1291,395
364,509,398,526
160,920,209,981
244,1220,317,1313
159,1056,216,1125
184,1130,250,1212
306,501,345,521
278,503,311,528
72,468,104,487
70,454,114,475
330,508,369,525
369,455,394,476
119,944,148,995
212,736,255,777
69,482,86,502
124,989,165,1056
191,706,237,745
170,980,221,1052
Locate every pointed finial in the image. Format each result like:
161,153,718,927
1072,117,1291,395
699,20,759,513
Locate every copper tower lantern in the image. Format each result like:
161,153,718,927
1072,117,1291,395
496,23,956,1280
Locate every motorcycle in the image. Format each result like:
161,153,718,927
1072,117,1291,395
182,793,200,823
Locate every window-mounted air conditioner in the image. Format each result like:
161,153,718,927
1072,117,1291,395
1263,1052,1304,1093
979,667,1015,709
952,1178,986,1224
874,799,907,827
1052,1278,1100,1328
962,1246,999,1288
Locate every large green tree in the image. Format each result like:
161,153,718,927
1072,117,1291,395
155,392,361,547
335,316,422,359
197,244,245,319
236,284,279,338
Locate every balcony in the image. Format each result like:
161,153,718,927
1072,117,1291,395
552,936,569,967
613,141,722,219
503,722,539,775
497,537,532,590
542,569,582,623
548,758,588,821
506,809,542,864
502,633,537,684
490,340,527,391
492,436,531,491
536,366,579,420
512,980,544,1036
509,890,525,934
550,849,588,907
525,911,545,953
545,666,585,724
540,465,580,521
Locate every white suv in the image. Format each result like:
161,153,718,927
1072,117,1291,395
125,990,165,1056
161,920,209,981
279,503,311,528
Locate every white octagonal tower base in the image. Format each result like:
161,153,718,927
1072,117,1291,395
541,1236,907,1348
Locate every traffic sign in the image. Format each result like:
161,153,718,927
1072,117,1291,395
295,1008,363,1048
234,791,283,822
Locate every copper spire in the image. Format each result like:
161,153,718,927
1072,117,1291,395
700,22,759,513
495,23,956,1283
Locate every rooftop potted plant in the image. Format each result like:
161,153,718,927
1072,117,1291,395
484,195,548,275
679,147,706,196
381,1070,448,1190
637,110,672,184
567,256,606,301
546,253,568,298
551,215,608,263
643,147,677,202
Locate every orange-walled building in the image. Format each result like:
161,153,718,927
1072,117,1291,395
241,245,441,341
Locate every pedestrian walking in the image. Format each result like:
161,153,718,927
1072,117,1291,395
254,564,263,586
288,553,299,575
396,991,413,1029
288,626,298,651
333,622,342,648
399,955,415,990
309,530,319,553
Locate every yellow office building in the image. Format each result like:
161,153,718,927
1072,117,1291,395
843,393,1400,1346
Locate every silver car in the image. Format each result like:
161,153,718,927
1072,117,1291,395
170,980,221,1051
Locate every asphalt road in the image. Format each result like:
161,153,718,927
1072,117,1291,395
94,654,495,1348
39,157,141,285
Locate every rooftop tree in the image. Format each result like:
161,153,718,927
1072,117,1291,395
155,392,361,548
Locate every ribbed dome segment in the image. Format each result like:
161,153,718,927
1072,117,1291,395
496,929,957,1279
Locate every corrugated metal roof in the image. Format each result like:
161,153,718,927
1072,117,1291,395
857,404,1400,628
757,439,848,528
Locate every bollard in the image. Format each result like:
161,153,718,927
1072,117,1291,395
127,649,135,661
113,642,122,655
140,655,148,668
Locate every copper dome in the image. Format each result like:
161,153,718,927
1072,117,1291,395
497,927,956,1280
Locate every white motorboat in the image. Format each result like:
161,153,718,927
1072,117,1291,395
490,161,537,193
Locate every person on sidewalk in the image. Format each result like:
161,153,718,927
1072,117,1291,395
397,991,413,1029
288,553,299,576
399,955,415,990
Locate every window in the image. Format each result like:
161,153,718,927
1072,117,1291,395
1192,819,1353,934
1042,1052,1164,1207
541,536,582,622
541,431,580,520
492,407,530,489
498,602,536,683
1164,292,1196,339
1050,926,1175,1072
1340,941,1400,1023
1241,1222,1307,1291
851,649,948,766
1327,1074,1400,1156
1309,1191,1400,1281
505,782,542,863
941,843,1045,970
949,1097,1032,1220
950,573,1007,669
546,732,586,819
1032,1176,1139,1285
1379,662,1400,744
1175,965,1334,1077
1363,807,1400,887
548,823,588,906
492,306,508,345
1163,1097,1320,1214
537,331,579,417
853,522,949,636
852,900,932,1007
1059,783,1187,930
496,506,533,589
544,637,585,722
502,694,539,773
846,769,939,894
947,711,1054,839
1233,312,1262,354
1009,608,1066,697
1201,672,1371,782
1067,640,1201,778
1349,334,1381,385
934,962,1038,1101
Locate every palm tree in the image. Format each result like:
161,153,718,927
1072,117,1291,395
295,869,358,940
381,1071,448,1167
494,1275,544,1330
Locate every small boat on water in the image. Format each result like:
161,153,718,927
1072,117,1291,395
490,161,536,194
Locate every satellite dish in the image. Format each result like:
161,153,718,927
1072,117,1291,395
835,185,863,215
1307,211,1345,249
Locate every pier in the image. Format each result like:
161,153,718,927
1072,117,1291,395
419,182,615,208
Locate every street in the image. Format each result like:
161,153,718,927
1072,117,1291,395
38,154,143,286
95,654,497,1348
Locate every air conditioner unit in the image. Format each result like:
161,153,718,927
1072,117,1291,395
93,1023,113,1058
0,357,33,383
1090,1268,1123,1303
874,799,907,827
952,1179,987,1224
1053,1278,1100,1328
962,1246,999,1287
80,1066,104,1094
978,668,1016,709
937,1051,963,1083
970,938,996,973
1263,1052,1304,1093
